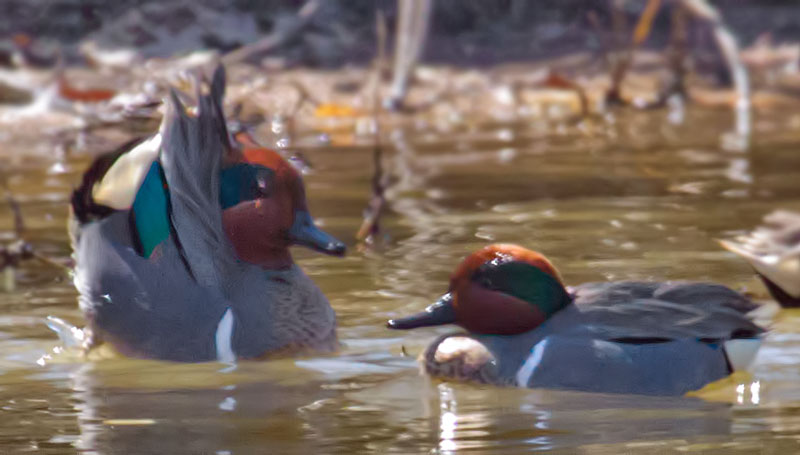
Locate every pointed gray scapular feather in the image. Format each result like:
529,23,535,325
158,65,237,288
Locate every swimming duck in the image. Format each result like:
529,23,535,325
387,244,765,396
69,65,345,362
720,210,800,308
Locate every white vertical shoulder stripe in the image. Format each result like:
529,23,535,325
515,338,550,387
215,308,236,363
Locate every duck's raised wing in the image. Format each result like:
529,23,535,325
159,65,236,287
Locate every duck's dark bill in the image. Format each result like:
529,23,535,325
290,211,347,256
387,293,457,329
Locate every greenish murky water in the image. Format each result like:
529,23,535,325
1,107,800,454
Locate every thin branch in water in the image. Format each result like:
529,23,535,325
657,4,689,105
287,79,323,116
222,0,322,65
631,4,689,110
586,10,613,67
633,0,663,46
606,0,631,105
2,177,24,239
356,143,387,243
1,178,71,292
606,0,665,105
384,0,433,111
541,71,590,117
357,10,390,243
681,0,750,142
0,179,28,290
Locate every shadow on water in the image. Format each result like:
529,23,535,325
1,105,800,453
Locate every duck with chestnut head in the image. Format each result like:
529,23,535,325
388,244,765,396
68,65,345,362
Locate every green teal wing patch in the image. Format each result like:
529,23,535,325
131,161,170,257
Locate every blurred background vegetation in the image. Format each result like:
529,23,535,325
3,0,800,66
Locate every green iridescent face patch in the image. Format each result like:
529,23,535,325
219,163,275,209
471,260,571,317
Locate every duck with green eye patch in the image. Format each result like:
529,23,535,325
388,243,766,396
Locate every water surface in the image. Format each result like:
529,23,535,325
1,107,800,454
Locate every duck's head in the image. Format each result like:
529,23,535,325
387,244,572,335
220,143,345,269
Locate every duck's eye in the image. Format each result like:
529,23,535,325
473,269,496,290
253,171,273,198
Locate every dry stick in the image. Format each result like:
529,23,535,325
606,0,632,105
4,182,24,239
385,0,433,110
281,80,323,173
680,0,750,139
286,80,323,115
587,10,613,67
607,0,663,105
630,4,689,110
357,11,389,242
221,0,322,65
1,179,23,292
1,178,71,292
541,71,591,118
633,0,663,46
657,4,689,105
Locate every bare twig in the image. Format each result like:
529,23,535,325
384,0,433,111
1,178,70,292
633,0,663,46
542,71,590,117
222,0,322,65
356,144,387,242
658,4,689,104
3,179,24,239
375,11,388,113
286,79,323,116
587,10,613,67
681,0,750,140
630,4,689,110
357,11,390,243
607,0,663,105
606,0,631,105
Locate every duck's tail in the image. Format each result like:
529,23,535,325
724,338,762,372
719,237,800,308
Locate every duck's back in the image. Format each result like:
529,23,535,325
567,281,763,341
74,210,227,361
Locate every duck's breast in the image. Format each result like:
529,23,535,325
225,265,337,358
